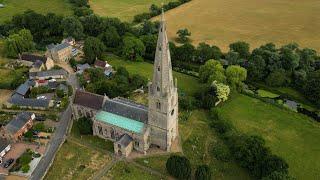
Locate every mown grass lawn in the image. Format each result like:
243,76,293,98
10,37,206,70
135,110,251,179
89,0,172,22
257,89,279,98
45,140,112,180
0,0,72,23
103,161,160,180
106,55,202,96
219,93,320,180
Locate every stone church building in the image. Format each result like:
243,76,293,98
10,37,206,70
92,11,179,157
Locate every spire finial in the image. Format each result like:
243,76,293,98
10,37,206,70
161,3,165,22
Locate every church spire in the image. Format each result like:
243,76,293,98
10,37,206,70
150,9,175,97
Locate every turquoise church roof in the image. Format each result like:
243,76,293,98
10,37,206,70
95,111,145,134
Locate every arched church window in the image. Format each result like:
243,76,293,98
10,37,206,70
157,66,160,71
156,102,161,109
171,109,174,116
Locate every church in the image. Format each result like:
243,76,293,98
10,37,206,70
91,11,179,157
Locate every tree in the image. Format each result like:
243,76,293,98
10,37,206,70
98,26,121,48
83,37,106,64
298,48,317,72
130,74,148,89
266,69,290,87
116,66,130,78
175,43,195,62
74,7,93,17
56,89,65,98
4,29,34,58
247,55,267,81
229,41,250,59
225,51,241,65
140,34,157,60
304,70,320,107
225,65,247,89
122,35,145,61
279,47,300,71
176,28,191,43
195,165,211,180
166,155,192,180
61,16,84,40
199,59,226,83
195,43,216,64
77,117,93,135
196,84,218,109
212,81,230,105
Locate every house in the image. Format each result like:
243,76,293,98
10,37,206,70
1,112,35,142
29,69,68,80
46,42,72,62
29,60,45,72
20,54,54,70
76,63,91,74
94,60,113,76
15,83,30,97
0,138,11,164
72,90,108,120
62,37,76,46
7,94,51,110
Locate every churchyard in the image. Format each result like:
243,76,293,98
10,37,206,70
0,0,72,23
152,0,320,51
89,0,172,22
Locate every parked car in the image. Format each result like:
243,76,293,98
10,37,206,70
3,158,14,168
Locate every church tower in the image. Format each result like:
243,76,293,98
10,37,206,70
148,10,178,151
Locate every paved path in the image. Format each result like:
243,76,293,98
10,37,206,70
30,73,79,180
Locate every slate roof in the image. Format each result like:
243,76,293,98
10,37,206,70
103,97,148,123
5,112,33,134
21,54,47,63
47,42,70,51
33,60,43,69
117,134,133,147
73,90,105,110
30,69,68,79
0,138,10,153
9,94,50,108
94,60,106,68
76,63,91,74
15,83,30,96
48,81,59,89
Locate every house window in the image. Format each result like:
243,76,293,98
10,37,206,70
156,102,161,109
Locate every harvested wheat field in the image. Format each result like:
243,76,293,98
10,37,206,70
154,0,320,51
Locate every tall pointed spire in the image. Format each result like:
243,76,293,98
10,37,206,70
150,8,175,97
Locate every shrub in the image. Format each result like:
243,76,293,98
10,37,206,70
33,122,46,132
166,155,192,180
195,165,212,180
77,117,93,135
212,142,232,162
21,164,30,173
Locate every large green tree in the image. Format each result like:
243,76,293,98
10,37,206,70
304,70,320,107
195,165,212,180
83,37,106,64
61,16,84,40
229,41,250,59
98,26,121,48
225,65,247,89
199,59,226,83
176,28,191,43
166,155,192,180
122,35,145,61
4,29,34,58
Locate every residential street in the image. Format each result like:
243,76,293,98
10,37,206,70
30,73,79,180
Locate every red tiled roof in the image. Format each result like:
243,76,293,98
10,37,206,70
94,60,106,68
73,90,104,110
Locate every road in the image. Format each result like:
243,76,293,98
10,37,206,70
30,74,79,180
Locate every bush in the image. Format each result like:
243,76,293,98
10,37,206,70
166,155,192,180
33,122,46,132
77,117,93,135
212,143,232,162
195,165,212,180
21,164,30,173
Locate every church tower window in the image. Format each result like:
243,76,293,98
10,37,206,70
171,109,174,116
157,86,160,92
156,102,161,109
157,66,160,71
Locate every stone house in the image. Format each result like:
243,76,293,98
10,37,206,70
19,54,54,70
72,90,108,120
94,60,113,76
62,37,76,46
29,60,46,72
0,138,11,164
46,42,72,62
29,69,68,80
0,112,35,142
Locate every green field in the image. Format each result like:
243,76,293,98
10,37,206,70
136,110,251,179
219,94,320,179
90,0,172,22
104,161,160,180
153,0,320,51
107,56,202,95
45,140,112,180
0,0,72,23
257,89,279,98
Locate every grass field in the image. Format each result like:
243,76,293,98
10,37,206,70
135,110,251,179
106,55,202,95
45,140,112,180
103,161,160,180
0,0,72,23
257,89,279,98
153,0,320,51
90,0,172,22
219,94,320,179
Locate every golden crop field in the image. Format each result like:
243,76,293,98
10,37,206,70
90,0,172,22
153,0,320,51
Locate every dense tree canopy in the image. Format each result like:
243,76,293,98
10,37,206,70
195,165,211,180
229,41,250,59
166,155,192,180
122,35,145,61
199,59,226,83
225,65,247,89
176,28,191,43
98,26,121,48
83,37,106,64
61,16,84,40
4,29,34,58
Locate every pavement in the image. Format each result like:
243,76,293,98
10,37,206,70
30,73,79,180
